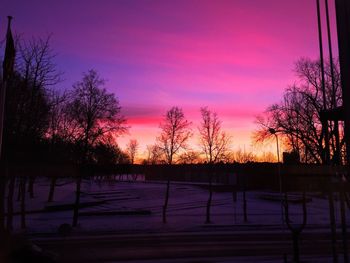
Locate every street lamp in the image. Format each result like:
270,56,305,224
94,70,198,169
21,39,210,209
269,128,280,163
269,128,283,224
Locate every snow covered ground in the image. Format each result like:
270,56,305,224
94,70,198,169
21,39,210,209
6,176,347,235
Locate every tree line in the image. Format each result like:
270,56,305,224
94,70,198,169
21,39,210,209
1,35,280,167
5,35,335,167
2,36,128,166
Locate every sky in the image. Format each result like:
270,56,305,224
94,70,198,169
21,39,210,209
1,0,339,157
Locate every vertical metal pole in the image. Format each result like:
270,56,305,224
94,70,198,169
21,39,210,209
335,0,350,165
340,184,349,263
317,0,331,164
0,65,6,234
0,81,7,160
0,17,10,237
276,134,280,164
275,134,284,224
328,187,338,263
325,0,341,165
0,16,13,161
335,0,350,258
325,2,339,262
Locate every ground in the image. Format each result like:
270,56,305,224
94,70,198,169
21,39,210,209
5,176,349,262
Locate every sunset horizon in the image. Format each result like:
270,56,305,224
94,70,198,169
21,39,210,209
1,0,339,160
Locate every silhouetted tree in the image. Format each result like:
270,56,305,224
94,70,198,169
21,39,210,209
198,107,231,223
143,144,164,164
255,58,343,164
178,150,201,164
126,139,139,164
198,107,231,163
114,148,130,164
20,176,26,229
66,69,127,163
259,151,277,163
93,139,127,165
46,90,70,202
157,107,192,165
46,90,70,149
17,35,61,87
157,106,191,223
6,173,15,231
234,148,257,163
67,69,127,227
18,35,60,151
5,36,61,156
2,35,62,230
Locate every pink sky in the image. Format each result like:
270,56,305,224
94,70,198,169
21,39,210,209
1,0,339,157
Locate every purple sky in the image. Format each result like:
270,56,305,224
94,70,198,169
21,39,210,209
1,0,339,156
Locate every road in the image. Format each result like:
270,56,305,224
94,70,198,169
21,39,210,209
32,229,347,262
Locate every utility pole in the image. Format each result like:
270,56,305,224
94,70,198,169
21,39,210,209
316,0,330,165
0,15,15,237
0,16,15,160
335,0,350,166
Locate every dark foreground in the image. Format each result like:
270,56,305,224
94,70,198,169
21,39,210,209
0,179,349,262
28,228,346,263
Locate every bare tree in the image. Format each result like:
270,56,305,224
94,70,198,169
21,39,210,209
17,35,62,88
46,89,69,145
67,69,128,227
234,148,257,163
157,106,192,223
198,107,231,163
254,57,343,164
259,151,277,163
66,69,128,162
94,137,127,165
4,35,62,230
198,107,231,223
126,139,139,164
5,35,62,160
157,106,192,165
143,144,164,164
178,150,201,164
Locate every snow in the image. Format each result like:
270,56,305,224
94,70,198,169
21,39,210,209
6,176,348,235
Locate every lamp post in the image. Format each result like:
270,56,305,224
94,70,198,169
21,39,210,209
269,128,283,224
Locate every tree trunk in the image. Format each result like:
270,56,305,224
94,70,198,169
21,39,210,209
242,174,248,222
48,176,57,202
72,176,82,227
6,175,15,232
328,188,338,263
232,188,237,224
17,179,21,201
20,177,27,229
206,171,213,224
28,176,35,198
163,179,170,224
0,175,6,236
340,187,348,263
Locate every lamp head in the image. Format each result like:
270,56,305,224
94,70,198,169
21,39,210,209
269,128,276,134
